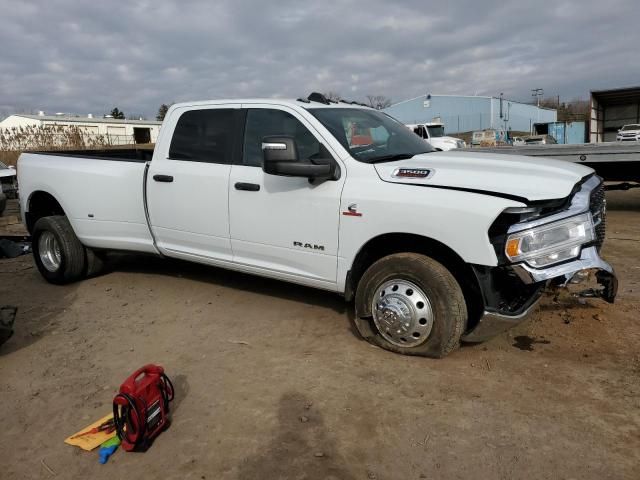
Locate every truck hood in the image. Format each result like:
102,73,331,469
373,151,593,202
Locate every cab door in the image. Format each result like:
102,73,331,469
228,106,344,288
146,105,241,262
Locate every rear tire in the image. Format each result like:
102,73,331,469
354,253,467,358
32,216,87,284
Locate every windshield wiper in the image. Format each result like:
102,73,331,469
367,152,432,164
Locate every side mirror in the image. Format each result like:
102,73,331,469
262,136,335,179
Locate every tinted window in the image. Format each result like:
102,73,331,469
243,109,321,167
169,109,235,163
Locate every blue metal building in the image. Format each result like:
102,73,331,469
383,94,557,134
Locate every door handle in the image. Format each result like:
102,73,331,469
234,182,260,191
153,174,174,183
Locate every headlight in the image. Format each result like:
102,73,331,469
505,213,594,268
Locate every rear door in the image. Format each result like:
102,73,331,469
228,105,344,288
146,104,241,262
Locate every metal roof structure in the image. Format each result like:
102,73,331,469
590,86,640,106
13,114,161,125
589,86,640,142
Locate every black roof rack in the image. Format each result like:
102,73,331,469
339,99,369,107
307,92,331,105
304,93,370,107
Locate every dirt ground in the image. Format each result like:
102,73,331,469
1,190,639,480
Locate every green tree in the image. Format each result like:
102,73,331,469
156,103,171,121
109,108,125,119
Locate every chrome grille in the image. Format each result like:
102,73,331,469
590,183,606,250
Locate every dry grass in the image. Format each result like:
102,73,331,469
0,151,20,167
0,124,114,167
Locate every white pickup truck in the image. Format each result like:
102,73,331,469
18,94,617,357
406,122,466,151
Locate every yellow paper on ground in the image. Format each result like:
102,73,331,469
64,413,116,451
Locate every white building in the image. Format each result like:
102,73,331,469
0,113,162,145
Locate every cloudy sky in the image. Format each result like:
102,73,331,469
0,0,637,119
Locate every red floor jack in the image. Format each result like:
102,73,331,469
113,364,174,451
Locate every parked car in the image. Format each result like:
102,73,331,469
512,136,526,146
523,135,557,145
18,95,617,358
0,160,18,200
616,124,640,142
406,122,466,151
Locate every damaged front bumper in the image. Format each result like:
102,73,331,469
513,246,617,303
462,246,617,343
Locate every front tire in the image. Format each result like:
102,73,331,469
32,216,87,284
354,253,467,358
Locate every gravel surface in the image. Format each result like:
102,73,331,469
1,190,639,479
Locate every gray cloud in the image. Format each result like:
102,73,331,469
0,0,638,118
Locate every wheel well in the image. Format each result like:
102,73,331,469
346,233,484,331
26,191,65,233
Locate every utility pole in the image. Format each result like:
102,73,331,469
531,88,544,107
532,88,543,125
505,102,511,132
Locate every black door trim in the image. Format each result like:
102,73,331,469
153,174,174,182
234,182,260,191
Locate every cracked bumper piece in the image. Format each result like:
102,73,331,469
512,246,617,303
462,246,617,343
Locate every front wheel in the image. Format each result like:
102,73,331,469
32,216,87,284
354,253,467,358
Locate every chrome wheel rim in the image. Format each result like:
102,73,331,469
38,231,62,272
372,279,434,347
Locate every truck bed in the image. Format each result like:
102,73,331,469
18,151,155,252
33,145,154,162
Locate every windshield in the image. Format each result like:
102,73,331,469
622,124,640,131
309,108,434,163
0,160,8,169
426,125,445,137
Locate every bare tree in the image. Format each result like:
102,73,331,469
322,91,342,102
365,95,392,110
539,97,589,122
